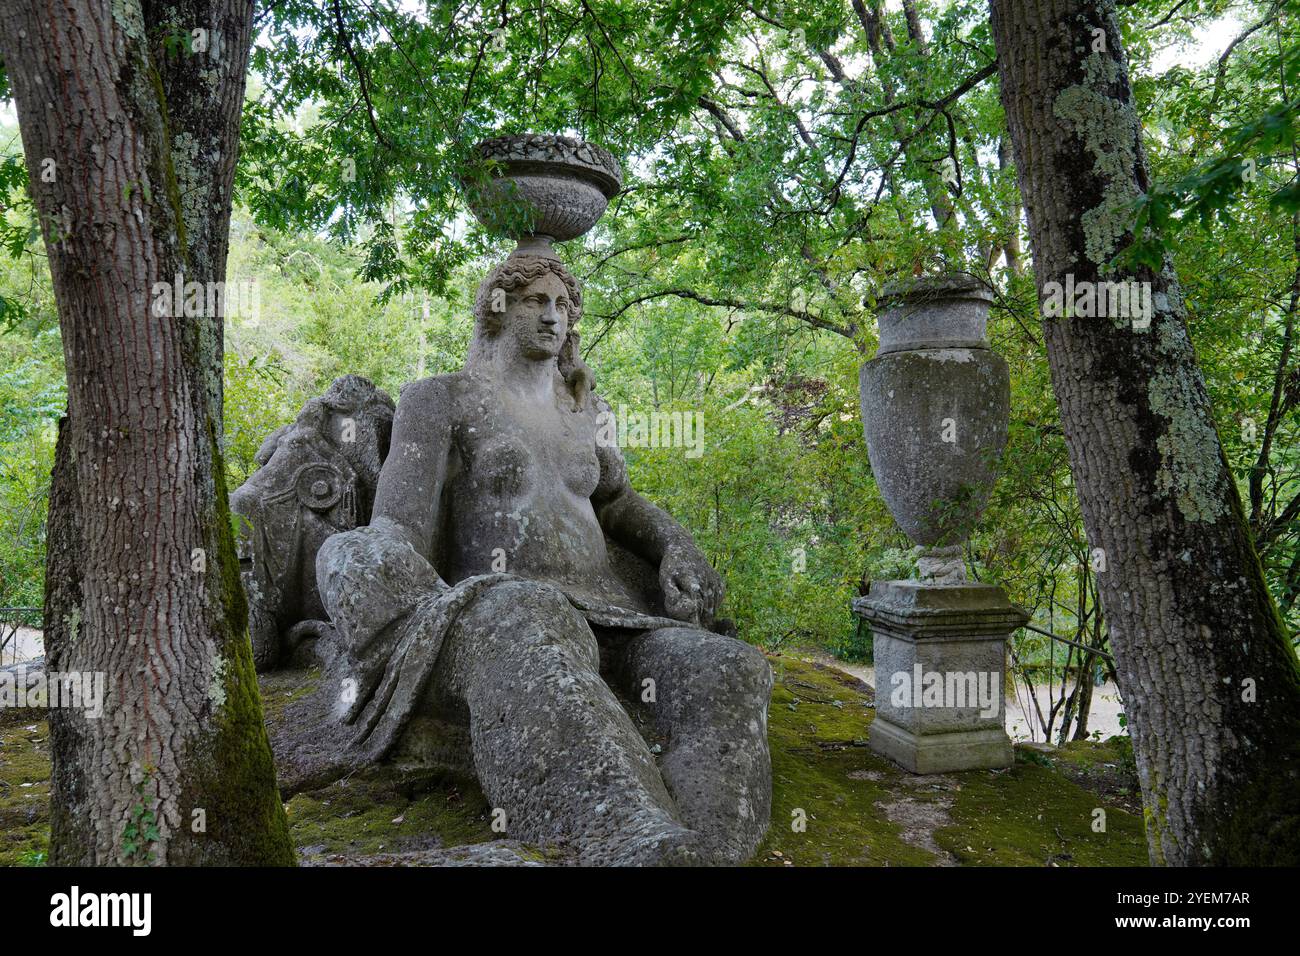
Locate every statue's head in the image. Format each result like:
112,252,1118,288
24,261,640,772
288,375,395,486
470,254,594,407
472,254,579,360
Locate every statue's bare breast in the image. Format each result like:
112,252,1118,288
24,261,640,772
437,375,645,610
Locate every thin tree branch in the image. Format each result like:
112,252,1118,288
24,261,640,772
596,288,853,337
332,0,394,150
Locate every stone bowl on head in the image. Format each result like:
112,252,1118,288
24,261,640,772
462,134,623,252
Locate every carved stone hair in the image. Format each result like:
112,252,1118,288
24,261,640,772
305,375,395,434
318,374,396,417
470,254,594,408
256,375,395,467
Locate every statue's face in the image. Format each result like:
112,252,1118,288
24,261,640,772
502,272,571,360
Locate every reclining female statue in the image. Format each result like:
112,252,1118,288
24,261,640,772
314,250,773,865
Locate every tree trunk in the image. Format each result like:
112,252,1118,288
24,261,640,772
990,0,1300,864
145,0,256,431
0,0,293,864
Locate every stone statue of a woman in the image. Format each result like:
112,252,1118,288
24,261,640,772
312,249,773,865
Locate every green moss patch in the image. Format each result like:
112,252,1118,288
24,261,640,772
754,655,1147,867
0,714,50,866
934,748,1148,866
1044,736,1142,815
754,656,937,865
259,666,322,725
286,764,497,862
2,656,1149,867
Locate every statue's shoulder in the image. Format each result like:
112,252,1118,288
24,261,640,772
396,371,470,412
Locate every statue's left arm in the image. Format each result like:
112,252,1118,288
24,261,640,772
591,401,722,625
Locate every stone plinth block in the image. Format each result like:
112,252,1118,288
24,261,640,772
852,580,1027,774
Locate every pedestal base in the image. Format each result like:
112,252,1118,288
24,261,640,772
853,580,1027,774
869,717,1013,774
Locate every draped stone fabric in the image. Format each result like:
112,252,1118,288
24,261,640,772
315,524,690,768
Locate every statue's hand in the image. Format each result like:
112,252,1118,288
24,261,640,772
659,544,722,626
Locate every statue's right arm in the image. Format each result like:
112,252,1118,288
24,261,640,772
369,377,455,563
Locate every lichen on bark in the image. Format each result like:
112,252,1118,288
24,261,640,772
1146,368,1230,523
1053,74,1141,272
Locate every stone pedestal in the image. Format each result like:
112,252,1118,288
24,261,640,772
853,580,1027,773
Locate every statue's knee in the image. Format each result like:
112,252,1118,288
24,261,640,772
317,525,439,641
739,640,773,692
709,636,772,699
636,629,771,701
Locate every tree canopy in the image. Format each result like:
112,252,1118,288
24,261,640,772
2,0,1298,747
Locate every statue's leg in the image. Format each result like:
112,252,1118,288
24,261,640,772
431,580,701,865
607,627,773,864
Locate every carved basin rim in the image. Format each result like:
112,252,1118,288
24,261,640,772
872,272,993,309
468,133,623,199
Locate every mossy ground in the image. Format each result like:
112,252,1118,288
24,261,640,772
752,656,1147,866
258,667,321,724
286,766,497,862
932,750,1147,866
1,656,1149,866
0,712,50,866
1041,735,1142,815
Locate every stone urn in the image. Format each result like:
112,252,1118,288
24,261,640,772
462,133,622,257
858,274,1009,583
853,273,1025,774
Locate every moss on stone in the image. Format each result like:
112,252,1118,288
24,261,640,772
259,667,321,725
286,765,496,860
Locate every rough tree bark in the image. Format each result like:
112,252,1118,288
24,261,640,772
990,0,1300,864
0,0,293,863
145,0,256,430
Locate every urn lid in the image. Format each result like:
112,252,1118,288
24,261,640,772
875,273,993,306
870,273,994,355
